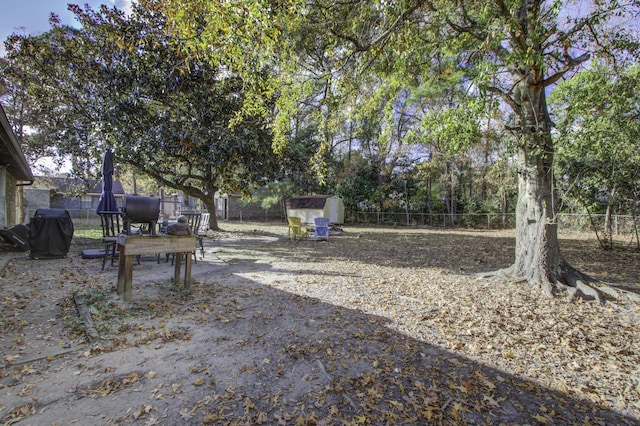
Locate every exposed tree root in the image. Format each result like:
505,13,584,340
477,263,639,305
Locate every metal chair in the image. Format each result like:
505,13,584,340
314,217,330,241
98,211,122,270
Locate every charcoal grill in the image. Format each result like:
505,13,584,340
122,195,160,235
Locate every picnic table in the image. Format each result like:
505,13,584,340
116,234,196,301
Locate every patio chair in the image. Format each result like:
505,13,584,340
314,217,330,241
197,213,210,258
99,211,122,270
288,216,307,240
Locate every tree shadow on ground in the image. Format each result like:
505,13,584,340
158,274,639,424
216,225,639,295
1,231,638,424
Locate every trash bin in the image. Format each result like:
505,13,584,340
28,209,74,259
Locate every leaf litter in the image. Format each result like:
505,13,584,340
0,223,638,425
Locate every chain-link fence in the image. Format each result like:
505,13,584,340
346,211,517,229
345,210,639,235
27,208,639,243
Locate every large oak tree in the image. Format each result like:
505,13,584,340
160,0,640,297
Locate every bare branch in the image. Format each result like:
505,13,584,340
331,0,429,52
540,52,590,87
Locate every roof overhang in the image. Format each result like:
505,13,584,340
0,104,34,184
287,195,333,209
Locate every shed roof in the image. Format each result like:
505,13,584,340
286,195,333,209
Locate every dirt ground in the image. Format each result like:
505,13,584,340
0,222,639,425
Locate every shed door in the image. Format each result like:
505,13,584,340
328,198,339,223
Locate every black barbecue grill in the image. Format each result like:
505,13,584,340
122,195,161,235
29,209,74,259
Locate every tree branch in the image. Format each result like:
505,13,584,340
332,0,429,52
540,52,590,88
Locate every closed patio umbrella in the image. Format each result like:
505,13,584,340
96,149,118,213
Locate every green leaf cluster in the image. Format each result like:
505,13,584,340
1,2,282,229
552,61,640,215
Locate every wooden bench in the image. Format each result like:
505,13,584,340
116,234,196,301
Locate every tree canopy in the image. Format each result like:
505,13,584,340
1,3,281,230
552,62,640,249
158,0,640,296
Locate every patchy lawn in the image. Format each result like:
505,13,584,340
0,222,638,425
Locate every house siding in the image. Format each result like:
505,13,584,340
24,189,51,217
0,169,27,226
0,103,34,227
6,173,18,225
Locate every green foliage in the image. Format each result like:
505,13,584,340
240,181,293,212
4,0,639,253
420,102,483,154
336,158,380,211
551,62,640,215
1,2,280,230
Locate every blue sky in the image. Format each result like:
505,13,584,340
1,0,134,53
1,0,134,173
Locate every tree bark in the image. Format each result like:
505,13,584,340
507,79,588,296
200,191,220,231
603,185,616,249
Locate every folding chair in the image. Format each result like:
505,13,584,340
198,212,210,258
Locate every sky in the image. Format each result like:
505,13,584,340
0,0,134,172
0,0,134,54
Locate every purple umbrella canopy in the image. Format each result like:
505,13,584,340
96,149,118,213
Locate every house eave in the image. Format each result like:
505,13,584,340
0,104,34,183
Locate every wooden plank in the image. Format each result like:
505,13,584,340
124,256,134,301
117,247,126,295
117,234,196,256
184,254,192,290
174,253,182,285
115,234,196,302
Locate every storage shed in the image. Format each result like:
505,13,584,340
286,195,344,225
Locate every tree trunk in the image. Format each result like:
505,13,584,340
603,185,616,249
632,190,640,251
199,191,220,231
507,81,588,296
501,185,508,228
